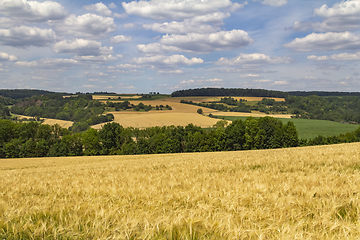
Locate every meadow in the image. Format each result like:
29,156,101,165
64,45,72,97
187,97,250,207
220,116,359,139
1,143,360,239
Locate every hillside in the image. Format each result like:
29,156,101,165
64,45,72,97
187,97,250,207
1,143,360,239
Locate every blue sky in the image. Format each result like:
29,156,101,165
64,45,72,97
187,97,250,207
1,0,360,94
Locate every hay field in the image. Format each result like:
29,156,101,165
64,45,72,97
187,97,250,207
92,112,222,129
1,143,360,239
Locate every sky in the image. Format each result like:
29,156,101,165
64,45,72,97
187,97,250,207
1,0,360,94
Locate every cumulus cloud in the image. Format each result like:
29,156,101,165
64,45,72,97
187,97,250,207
157,69,184,74
290,0,360,32
0,0,67,22
53,39,113,56
83,2,112,16
0,26,56,47
254,0,288,7
216,53,291,65
52,13,116,38
133,54,204,66
15,58,79,68
0,52,17,61
0,17,16,28
143,12,230,34
83,2,126,18
123,0,245,20
110,35,132,43
74,55,117,62
308,52,360,61
138,30,253,53
284,32,360,52
240,74,259,77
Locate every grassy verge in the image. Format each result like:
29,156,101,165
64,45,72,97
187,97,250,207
218,116,359,139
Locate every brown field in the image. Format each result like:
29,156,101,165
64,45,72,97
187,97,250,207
1,143,360,239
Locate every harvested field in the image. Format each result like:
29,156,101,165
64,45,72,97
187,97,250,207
1,143,360,239
92,112,222,129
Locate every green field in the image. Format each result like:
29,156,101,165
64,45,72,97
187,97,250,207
219,116,359,139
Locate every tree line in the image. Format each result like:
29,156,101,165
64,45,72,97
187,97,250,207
1,116,360,158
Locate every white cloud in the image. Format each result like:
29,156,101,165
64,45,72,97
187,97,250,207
110,35,132,43
0,17,16,28
143,21,219,34
157,69,184,74
112,64,141,69
133,54,204,66
123,0,245,20
216,53,291,65
291,0,360,32
0,0,67,22
240,74,259,77
142,30,253,53
0,26,56,47
15,58,78,68
53,39,113,56
0,52,17,61
307,55,330,61
83,2,112,16
143,12,230,34
284,32,360,52
52,13,116,38
74,55,117,62
255,0,288,7
253,79,271,82
137,43,183,54
330,52,360,60
308,52,360,61
314,0,360,31
273,80,288,85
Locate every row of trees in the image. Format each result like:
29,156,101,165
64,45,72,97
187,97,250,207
0,117,299,158
172,88,287,98
2,116,360,158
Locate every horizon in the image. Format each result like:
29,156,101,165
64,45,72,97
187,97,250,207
1,0,360,93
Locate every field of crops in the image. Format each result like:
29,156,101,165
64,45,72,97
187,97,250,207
1,143,360,239
221,116,359,139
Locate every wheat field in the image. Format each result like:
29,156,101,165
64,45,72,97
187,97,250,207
1,143,360,239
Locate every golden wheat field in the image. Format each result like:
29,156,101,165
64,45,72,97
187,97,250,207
1,143,360,239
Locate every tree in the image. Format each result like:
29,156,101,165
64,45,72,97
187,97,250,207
82,128,101,156
197,108,203,114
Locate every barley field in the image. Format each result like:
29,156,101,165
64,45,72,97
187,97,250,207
1,143,360,239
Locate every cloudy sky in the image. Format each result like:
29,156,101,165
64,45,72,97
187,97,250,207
1,0,360,93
